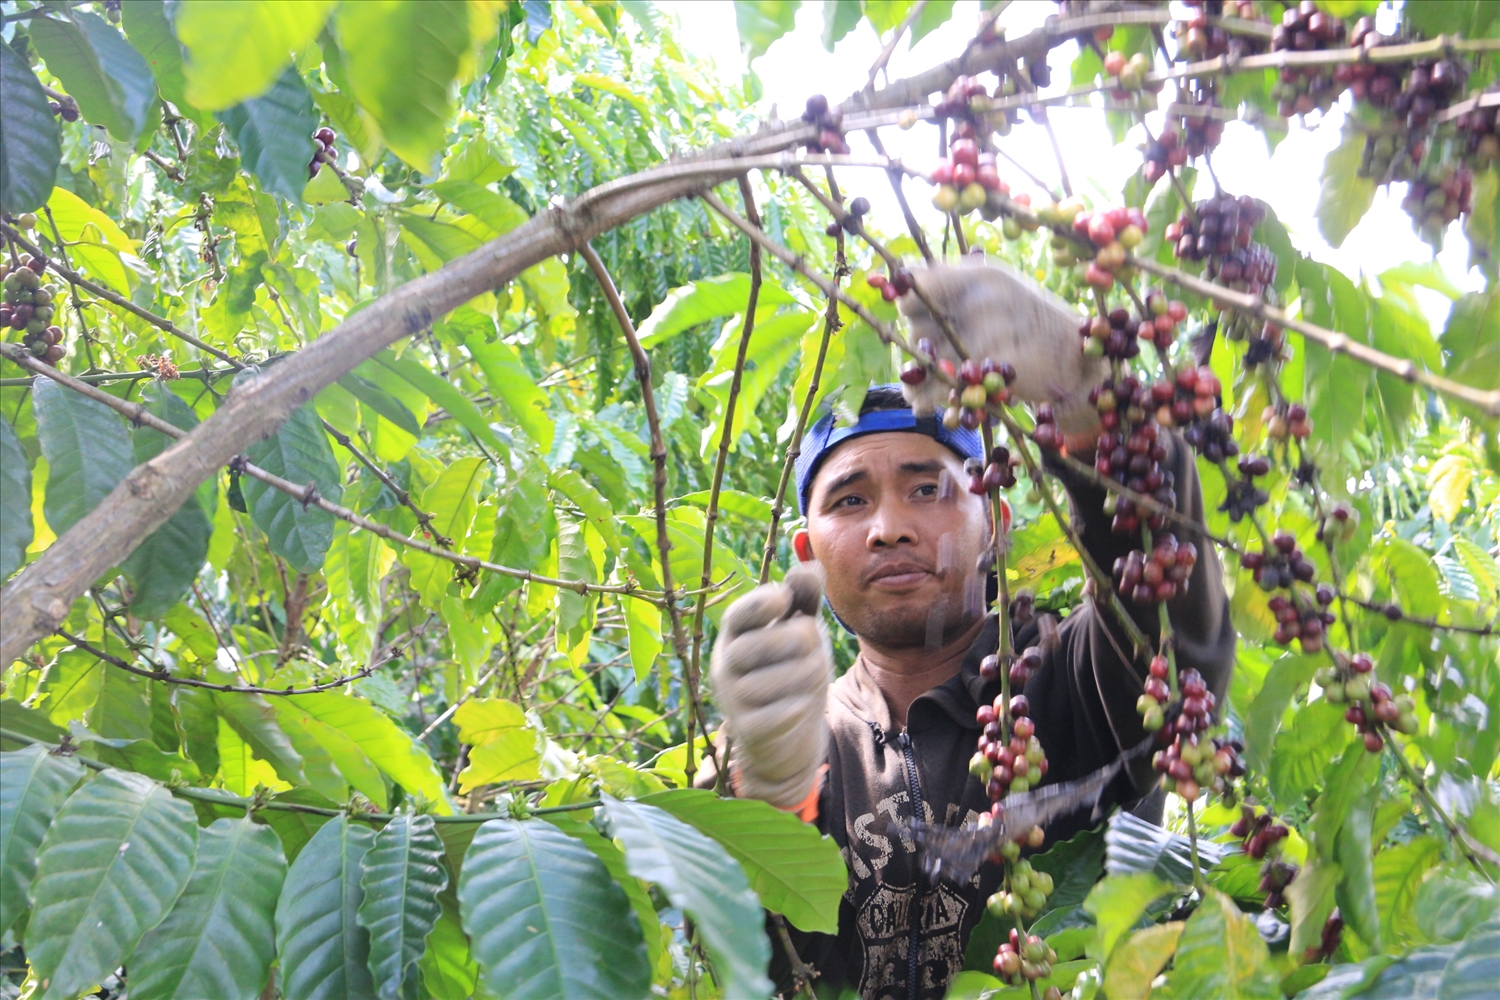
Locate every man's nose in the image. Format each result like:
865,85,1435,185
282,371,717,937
866,503,917,549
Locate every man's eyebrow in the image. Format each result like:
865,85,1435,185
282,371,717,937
820,469,869,499
898,460,945,476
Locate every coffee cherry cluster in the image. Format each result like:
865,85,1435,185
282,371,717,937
1357,132,1421,185
1136,655,1172,732
1177,89,1227,158
1006,645,1043,688
1166,195,1275,294
901,351,1017,431
800,94,849,155
1319,652,1418,751
992,930,1058,986
1302,911,1345,965
865,264,914,302
1270,1,1346,118
1315,502,1360,545
48,95,80,123
967,445,1019,496
1148,671,1230,802
1262,401,1313,442
1230,804,1299,907
1175,1,1267,61
828,196,872,240
2,256,66,364
1071,204,1148,290
1115,535,1198,605
1240,320,1290,368
1141,126,1187,185
1218,454,1270,523
986,857,1056,923
971,694,1049,796
930,128,1010,217
1093,378,1176,514
1102,50,1154,95
1400,163,1474,246
1455,92,1500,166
1246,551,1331,654
308,126,337,179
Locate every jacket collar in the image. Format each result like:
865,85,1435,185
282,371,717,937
829,614,1005,736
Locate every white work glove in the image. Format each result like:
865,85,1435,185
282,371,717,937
898,259,1108,439
709,566,832,810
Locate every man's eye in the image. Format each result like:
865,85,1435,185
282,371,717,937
914,483,939,498
835,494,865,507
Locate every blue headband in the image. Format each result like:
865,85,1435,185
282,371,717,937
794,385,985,517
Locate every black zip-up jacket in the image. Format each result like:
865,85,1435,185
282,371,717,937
777,432,1235,1000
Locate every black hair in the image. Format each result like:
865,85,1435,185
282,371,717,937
858,384,909,415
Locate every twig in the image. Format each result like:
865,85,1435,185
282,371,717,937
1387,734,1497,883
1134,257,1500,417
1038,111,1073,197
142,149,184,182
772,913,819,999
577,241,695,719
0,344,656,602
866,0,929,92
864,130,935,263
57,627,392,696
319,418,449,545
40,206,97,370
0,365,238,387
2,225,243,369
686,177,763,787
1184,798,1209,894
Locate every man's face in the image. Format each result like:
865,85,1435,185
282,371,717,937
801,432,992,649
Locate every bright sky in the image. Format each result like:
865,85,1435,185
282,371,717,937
658,0,1477,326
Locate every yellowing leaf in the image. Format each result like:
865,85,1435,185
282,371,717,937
453,698,541,792
176,0,335,110
1427,452,1474,522
1103,921,1183,1000
46,187,134,292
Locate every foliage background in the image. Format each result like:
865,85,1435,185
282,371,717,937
0,1,1496,999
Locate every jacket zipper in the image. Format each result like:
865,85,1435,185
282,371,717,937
897,729,924,1000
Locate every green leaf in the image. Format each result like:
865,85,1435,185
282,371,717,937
458,817,652,999
176,0,335,110
338,372,421,438
1406,0,1499,39
1308,741,1380,860
417,899,479,1000
1439,915,1500,999
736,0,801,60
675,489,774,522
624,595,662,684
638,788,847,934
1105,809,1226,887
32,375,134,537
357,813,449,1000
216,67,321,202
128,816,286,1000
273,699,389,810
285,693,450,811
1316,125,1376,248
1169,888,1278,999
0,747,84,936
910,0,957,45
820,0,862,50
1289,857,1342,960
215,692,308,786
0,41,61,213
636,273,795,348
463,334,553,451
1103,921,1183,1000
1415,867,1500,945
119,0,207,127
548,467,618,548
242,395,343,572
0,417,33,579
275,815,377,1000
403,456,486,608
1269,699,1346,802
1083,872,1170,962
334,0,471,171
1244,653,1319,774
26,770,198,1000
123,384,213,619
453,698,540,793
374,351,507,458
601,795,772,998
28,12,156,143
1374,834,1442,950
1335,785,1381,951
1442,292,1500,409
542,811,663,976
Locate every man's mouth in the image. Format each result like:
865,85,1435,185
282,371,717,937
865,561,934,590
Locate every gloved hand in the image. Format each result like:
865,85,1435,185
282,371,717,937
898,259,1108,441
709,565,832,810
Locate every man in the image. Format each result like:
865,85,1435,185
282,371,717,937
709,271,1234,1000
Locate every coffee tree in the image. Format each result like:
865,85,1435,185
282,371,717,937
0,1,1496,998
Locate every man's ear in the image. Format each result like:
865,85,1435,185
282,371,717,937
793,529,814,563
